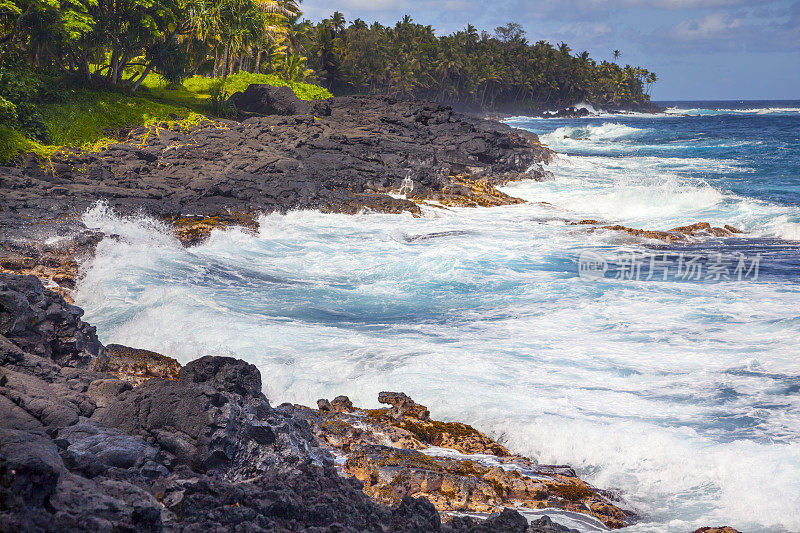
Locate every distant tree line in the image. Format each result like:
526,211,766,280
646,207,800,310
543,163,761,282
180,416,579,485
298,16,657,110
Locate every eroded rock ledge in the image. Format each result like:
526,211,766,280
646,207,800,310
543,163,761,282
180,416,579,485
0,93,553,294
1,95,551,234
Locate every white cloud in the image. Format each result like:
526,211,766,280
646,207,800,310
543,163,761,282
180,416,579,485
668,13,742,41
558,21,612,39
522,0,754,14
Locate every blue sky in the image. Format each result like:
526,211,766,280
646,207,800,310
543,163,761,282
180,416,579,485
300,0,800,101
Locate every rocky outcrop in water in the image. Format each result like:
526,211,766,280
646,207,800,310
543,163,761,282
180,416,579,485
0,272,587,532
294,392,631,529
541,108,591,119
570,220,744,242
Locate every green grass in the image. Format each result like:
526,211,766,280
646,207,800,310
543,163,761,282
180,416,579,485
1,72,331,163
40,90,193,147
139,74,219,111
0,126,56,161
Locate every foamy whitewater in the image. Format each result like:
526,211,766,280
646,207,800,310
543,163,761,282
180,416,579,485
75,101,800,532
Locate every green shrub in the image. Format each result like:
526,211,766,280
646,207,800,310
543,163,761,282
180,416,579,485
207,88,236,118
0,52,49,142
0,96,17,125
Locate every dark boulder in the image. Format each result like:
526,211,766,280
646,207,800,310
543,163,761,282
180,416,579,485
0,273,101,367
0,428,65,508
230,84,314,116
178,355,262,399
331,395,354,413
445,511,580,533
92,355,328,479
391,496,442,532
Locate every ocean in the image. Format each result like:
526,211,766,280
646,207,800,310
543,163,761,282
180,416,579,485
74,101,800,532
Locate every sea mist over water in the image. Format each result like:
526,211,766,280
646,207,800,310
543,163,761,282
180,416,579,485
76,102,800,532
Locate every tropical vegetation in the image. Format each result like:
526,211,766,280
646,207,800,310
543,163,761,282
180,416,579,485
299,17,657,110
0,1,657,159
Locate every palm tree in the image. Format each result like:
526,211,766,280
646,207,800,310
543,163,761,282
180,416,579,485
612,49,621,62
255,38,286,73
278,50,311,81
284,13,311,54
645,71,657,96
330,11,346,34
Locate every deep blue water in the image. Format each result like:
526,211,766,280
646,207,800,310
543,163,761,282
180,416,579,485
505,100,800,284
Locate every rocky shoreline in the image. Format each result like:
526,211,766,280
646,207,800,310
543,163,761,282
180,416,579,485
0,89,552,296
1,271,620,531
1,87,741,297
1,88,743,531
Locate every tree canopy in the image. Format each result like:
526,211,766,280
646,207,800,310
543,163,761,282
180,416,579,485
0,0,304,90
299,15,657,110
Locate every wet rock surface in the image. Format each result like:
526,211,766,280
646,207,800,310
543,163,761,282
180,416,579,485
0,273,587,531
296,393,631,529
91,344,181,386
0,231,104,303
0,94,552,297
569,220,744,242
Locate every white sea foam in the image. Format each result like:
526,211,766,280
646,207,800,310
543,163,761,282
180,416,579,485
74,202,800,533
541,122,645,142
573,101,601,114
666,106,800,116
501,149,800,238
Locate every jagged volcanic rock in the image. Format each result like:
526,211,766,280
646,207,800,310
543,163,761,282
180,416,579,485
0,273,101,367
299,394,631,528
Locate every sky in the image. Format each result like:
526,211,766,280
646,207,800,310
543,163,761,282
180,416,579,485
300,0,800,101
